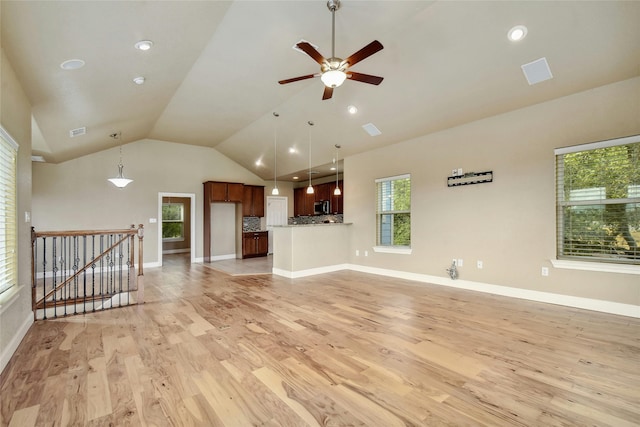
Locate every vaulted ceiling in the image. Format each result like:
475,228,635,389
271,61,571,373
2,1,639,181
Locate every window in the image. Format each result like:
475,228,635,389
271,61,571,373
375,174,411,250
555,135,639,265
0,127,18,296
162,203,184,241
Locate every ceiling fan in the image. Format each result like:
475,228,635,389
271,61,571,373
278,0,384,100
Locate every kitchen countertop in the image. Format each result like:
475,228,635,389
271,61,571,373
275,223,352,227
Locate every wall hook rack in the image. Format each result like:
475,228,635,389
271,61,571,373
447,171,493,187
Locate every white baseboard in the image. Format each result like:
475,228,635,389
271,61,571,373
1,310,33,375
273,263,640,318
273,264,349,279
162,249,190,255
211,254,237,261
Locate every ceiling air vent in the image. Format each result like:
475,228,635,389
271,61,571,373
362,122,382,137
521,57,553,85
69,127,86,138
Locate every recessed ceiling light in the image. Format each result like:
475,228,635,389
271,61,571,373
508,25,528,42
133,76,146,85
255,159,263,167
288,147,297,154
347,105,358,114
135,40,153,51
60,59,85,70
330,167,336,171
293,176,299,180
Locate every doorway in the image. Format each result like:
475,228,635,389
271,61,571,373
158,192,196,266
266,196,288,254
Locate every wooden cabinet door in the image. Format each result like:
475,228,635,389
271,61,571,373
315,183,330,202
242,233,255,257
227,183,244,202
242,186,253,216
252,187,265,217
242,186,265,217
256,232,268,255
209,182,227,201
294,188,305,216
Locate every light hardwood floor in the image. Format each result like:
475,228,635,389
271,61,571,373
2,256,639,426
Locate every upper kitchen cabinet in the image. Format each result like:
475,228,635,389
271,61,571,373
206,181,244,202
242,185,265,217
294,187,315,216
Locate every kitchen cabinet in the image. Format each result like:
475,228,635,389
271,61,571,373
315,183,330,203
294,187,315,216
294,181,343,215
207,181,244,202
242,231,268,258
242,185,265,217
203,181,243,262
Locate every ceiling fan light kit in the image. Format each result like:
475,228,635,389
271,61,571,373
278,0,384,100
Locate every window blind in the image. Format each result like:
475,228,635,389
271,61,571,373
376,174,411,247
556,135,639,264
0,127,18,295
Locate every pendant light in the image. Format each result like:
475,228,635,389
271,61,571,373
334,144,341,196
272,112,280,195
306,121,314,194
107,132,133,188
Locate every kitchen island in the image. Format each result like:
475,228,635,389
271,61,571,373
272,223,351,278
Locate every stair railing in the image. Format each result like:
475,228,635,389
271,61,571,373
31,224,144,320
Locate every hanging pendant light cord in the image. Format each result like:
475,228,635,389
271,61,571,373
308,121,314,190
273,112,279,192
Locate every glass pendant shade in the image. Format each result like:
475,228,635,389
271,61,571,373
321,70,347,88
306,185,314,194
108,132,132,188
108,163,133,188
334,187,341,196
271,187,279,195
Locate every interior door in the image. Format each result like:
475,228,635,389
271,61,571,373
266,196,288,254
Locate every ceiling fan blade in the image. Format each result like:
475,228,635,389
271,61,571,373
322,86,334,100
296,42,326,65
343,40,383,67
347,72,384,85
278,74,317,85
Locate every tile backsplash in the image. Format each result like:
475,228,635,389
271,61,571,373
242,216,262,232
288,214,343,225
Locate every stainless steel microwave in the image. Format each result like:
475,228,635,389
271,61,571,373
314,200,330,215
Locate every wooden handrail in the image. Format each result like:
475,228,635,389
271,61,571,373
34,228,138,238
38,233,131,303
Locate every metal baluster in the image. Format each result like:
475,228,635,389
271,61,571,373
41,237,47,319
91,235,96,312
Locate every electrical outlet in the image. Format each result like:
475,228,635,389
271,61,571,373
541,267,549,276
149,218,157,223
477,260,483,269
356,250,360,256
457,168,463,176
365,251,368,257
452,169,458,176
452,258,457,266
457,259,463,267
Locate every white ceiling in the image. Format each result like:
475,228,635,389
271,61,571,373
2,1,639,181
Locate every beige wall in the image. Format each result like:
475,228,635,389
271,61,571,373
0,48,33,372
32,139,266,263
346,76,640,307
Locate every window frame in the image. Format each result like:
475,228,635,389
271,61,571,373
0,126,18,297
554,134,640,267
162,202,185,242
374,174,412,254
